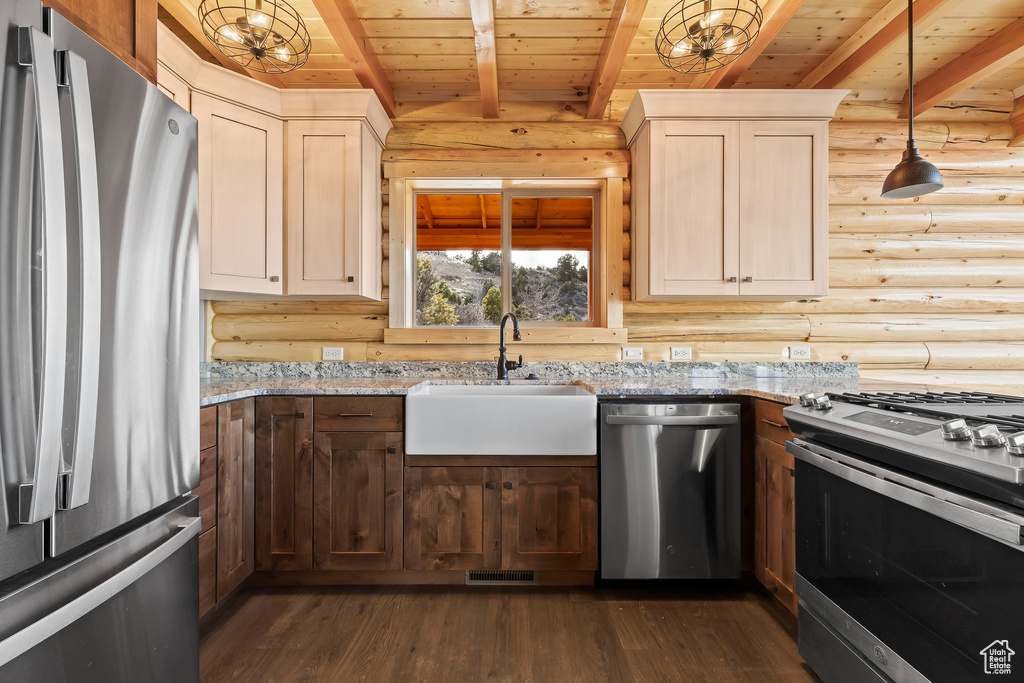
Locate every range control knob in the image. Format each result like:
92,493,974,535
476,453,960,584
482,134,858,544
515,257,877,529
799,393,821,407
969,425,1006,448
1006,432,1024,456
940,419,972,441
811,395,833,411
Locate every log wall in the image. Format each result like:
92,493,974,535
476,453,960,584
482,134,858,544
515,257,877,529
209,99,1024,392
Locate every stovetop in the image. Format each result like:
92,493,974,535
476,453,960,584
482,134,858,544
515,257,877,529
783,391,1024,487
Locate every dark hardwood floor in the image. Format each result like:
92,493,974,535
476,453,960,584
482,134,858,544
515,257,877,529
200,583,820,682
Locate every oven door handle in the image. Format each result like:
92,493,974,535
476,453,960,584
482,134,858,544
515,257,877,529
789,439,1024,547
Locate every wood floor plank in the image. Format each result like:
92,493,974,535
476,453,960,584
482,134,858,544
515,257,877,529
199,584,820,683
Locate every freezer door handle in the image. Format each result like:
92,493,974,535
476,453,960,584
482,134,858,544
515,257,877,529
17,27,68,525
0,516,201,667
604,414,740,427
56,50,101,510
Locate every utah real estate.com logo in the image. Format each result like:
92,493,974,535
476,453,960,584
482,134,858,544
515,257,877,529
980,640,1015,675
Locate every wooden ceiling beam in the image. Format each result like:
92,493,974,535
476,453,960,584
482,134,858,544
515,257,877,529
801,0,958,91
159,0,283,86
310,0,395,117
420,196,435,229
535,198,544,230
898,16,1024,119
690,0,808,90
586,0,649,119
468,0,499,119
478,195,488,230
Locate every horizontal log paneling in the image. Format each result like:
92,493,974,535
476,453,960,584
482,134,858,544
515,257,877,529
366,342,623,361
926,342,1024,370
636,342,929,368
807,315,1024,343
830,149,1024,176
211,341,370,362
212,315,387,342
386,122,624,149
830,205,1024,233
829,234,1024,259
830,177,1024,205
211,301,390,315
829,259,1024,287
858,370,1024,393
627,316,811,342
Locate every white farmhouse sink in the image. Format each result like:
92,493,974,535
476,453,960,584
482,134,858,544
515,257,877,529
405,383,597,455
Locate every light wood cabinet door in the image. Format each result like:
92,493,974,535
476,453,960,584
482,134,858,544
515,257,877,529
193,93,284,297
216,399,255,602
639,120,741,299
285,120,382,299
255,397,314,571
313,432,403,570
404,467,501,571
500,467,598,571
754,435,798,615
739,120,828,297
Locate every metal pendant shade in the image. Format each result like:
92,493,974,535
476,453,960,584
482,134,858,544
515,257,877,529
198,0,311,74
881,0,942,199
656,0,763,74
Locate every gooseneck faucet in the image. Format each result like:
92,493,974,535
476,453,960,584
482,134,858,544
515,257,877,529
497,312,523,380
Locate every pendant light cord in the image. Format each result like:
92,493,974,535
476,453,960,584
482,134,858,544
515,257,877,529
907,0,915,149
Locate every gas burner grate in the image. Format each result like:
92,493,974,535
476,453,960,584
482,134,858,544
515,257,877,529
831,391,1024,407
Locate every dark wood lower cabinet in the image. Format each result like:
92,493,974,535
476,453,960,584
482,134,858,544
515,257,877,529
754,434,797,614
255,397,314,571
313,432,404,570
217,399,255,602
501,467,599,571
404,466,598,573
403,467,501,570
197,528,217,617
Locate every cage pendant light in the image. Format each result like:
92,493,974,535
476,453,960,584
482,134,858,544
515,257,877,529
198,0,311,74
881,0,943,199
655,0,763,75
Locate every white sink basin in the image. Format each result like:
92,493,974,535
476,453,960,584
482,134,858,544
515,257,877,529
405,383,597,455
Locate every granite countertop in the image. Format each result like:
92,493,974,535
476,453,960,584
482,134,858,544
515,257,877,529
200,374,930,407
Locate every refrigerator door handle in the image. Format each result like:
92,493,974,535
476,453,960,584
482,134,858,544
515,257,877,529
56,49,101,510
0,516,201,667
17,26,68,525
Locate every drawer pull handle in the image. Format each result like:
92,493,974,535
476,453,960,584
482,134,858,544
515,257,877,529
760,419,788,429
504,482,513,490
337,413,374,418
295,412,305,419
387,447,397,454
486,482,496,490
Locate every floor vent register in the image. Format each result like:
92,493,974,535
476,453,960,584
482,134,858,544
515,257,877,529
465,570,538,585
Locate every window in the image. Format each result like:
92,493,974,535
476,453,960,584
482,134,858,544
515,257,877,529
414,190,596,327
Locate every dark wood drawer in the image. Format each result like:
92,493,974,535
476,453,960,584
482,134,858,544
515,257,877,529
200,406,217,450
754,434,795,471
314,397,403,432
754,399,797,445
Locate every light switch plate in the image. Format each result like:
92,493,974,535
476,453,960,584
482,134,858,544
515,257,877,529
622,346,643,361
322,347,344,361
788,345,811,360
670,347,692,361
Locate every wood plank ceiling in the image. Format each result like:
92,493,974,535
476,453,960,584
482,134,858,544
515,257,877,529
160,0,1024,126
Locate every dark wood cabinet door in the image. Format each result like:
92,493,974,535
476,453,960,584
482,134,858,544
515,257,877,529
500,467,598,571
255,397,313,571
313,432,403,570
754,435,797,614
216,399,255,601
197,528,217,618
404,467,500,571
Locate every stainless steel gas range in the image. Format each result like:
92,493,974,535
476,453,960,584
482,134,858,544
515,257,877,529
784,391,1024,683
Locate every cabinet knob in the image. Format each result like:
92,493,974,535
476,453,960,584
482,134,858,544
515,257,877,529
295,412,305,419
744,276,753,283
269,275,280,283
486,482,497,490
347,276,354,282
727,276,737,283
387,447,397,454
503,482,513,490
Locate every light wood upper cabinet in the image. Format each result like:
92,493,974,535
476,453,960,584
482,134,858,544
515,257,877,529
193,93,285,297
623,90,846,301
285,120,383,299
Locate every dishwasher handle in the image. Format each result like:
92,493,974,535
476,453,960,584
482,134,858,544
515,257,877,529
604,414,739,427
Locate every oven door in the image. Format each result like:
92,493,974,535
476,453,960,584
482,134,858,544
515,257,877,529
789,438,1024,683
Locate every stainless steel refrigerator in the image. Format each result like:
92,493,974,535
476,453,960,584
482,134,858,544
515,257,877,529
0,1,200,680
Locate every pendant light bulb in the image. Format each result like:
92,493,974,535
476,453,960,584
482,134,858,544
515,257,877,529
882,0,942,199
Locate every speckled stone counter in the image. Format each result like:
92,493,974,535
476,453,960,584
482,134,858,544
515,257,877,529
200,361,927,407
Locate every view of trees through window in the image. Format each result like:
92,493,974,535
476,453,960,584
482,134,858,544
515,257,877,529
414,193,593,327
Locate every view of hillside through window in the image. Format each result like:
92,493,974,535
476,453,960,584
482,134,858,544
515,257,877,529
414,194,593,327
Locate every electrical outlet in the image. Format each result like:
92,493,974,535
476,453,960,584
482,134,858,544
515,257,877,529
788,345,812,360
622,346,643,361
322,347,344,361
670,346,692,361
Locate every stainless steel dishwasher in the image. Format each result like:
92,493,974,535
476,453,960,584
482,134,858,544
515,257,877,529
600,402,741,579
